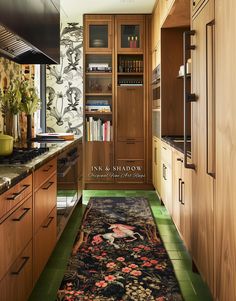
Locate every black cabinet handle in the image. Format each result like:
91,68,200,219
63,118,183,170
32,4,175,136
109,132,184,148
12,208,30,222
7,184,30,200
43,165,53,172
43,216,54,228
178,178,182,203
11,257,30,275
181,181,185,205
183,30,196,170
126,142,135,145
42,181,54,190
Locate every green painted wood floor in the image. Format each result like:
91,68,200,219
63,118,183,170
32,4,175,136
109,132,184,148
29,190,213,301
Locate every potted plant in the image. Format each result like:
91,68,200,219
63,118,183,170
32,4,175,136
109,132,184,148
0,80,22,140
19,80,41,140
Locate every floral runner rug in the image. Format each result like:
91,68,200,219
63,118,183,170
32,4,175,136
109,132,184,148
57,197,183,301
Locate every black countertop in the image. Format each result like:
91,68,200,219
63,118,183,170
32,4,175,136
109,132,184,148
0,136,82,194
161,136,191,158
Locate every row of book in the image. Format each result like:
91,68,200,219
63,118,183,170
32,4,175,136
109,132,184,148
86,117,112,141
119,59,143,73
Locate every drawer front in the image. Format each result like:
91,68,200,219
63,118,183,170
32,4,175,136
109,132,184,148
116,141,144,160
161,142,172,166
34,173,57,232
34,158,57,190
0,174,32,220
115,160,145,183
34,207,56,283
0,240,33,301
0,196,32,281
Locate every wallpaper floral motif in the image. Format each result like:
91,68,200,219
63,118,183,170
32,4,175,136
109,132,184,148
46,20,83,135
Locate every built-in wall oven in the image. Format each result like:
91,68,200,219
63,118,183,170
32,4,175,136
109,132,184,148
152,64,161,138
56,140,82,239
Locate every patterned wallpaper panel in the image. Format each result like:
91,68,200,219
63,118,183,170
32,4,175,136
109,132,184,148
46,19,83,135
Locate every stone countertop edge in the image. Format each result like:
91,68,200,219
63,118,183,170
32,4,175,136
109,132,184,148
161,136,192,158
0,136,82,195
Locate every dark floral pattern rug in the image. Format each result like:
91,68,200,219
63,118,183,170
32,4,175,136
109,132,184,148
57,197,183,301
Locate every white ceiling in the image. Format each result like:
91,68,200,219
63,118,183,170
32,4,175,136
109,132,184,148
61,0,156,19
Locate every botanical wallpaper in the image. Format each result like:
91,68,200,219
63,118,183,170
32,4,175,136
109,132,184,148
46,19,83,135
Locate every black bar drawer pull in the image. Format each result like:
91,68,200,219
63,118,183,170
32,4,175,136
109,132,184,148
43,165,53,172
12,208,30,222
181,181,185,205
7,184,30,200
42,181,54,190
178,178,182,203
11,257,30,275
43,216,54,228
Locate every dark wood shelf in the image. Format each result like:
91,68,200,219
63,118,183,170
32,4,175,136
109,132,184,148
86,72,112,76
85,93,112,96
177,73,191,79
85,111,112,115
117,72,143,75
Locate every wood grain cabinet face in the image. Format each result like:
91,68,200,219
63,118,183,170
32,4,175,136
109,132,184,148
34,173,57,232
34,207,56,283
0,241,33,301
191,0,207,16
191,0,214,292
161,142,172,215
116,141,144,160
84,15,114,53
34,158,57,191
116,15,144,53
0,174,32,220
0,196,32,281
84,142,113,183
116,86,144,141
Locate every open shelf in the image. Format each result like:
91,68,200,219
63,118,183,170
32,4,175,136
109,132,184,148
85,111,112,115
117,72,143,75
86,72,112,76
177,73,191,79
85,93,113,96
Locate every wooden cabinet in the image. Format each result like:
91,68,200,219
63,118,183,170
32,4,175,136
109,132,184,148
0,175,33,301
116,86,144,141
33,158,57,284
84,142,113,182
160,0,175,25
116,15,145,53
191,0,214,292
84,14,151,189
215,1,236,300
34,207,56,283
172,150,192,250
0,196,32,281
115,160,145,183
152,137,161,194
152,2,160,51
0,241,33,301
161,141,172,215
84,15,114,53
0,174,32,220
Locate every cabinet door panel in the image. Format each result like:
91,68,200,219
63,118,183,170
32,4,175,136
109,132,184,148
117,141,144,160
34,158,57,191
34,174,57,232
84,142,113,182
191,0,214,291
117,86,144,141
0,241,33,301
0,196,32,281
34,207,56,283
0,174,32,220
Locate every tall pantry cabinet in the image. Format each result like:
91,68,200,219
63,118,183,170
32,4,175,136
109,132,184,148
83,15,152,189
215,0,236,300
191,0,215,293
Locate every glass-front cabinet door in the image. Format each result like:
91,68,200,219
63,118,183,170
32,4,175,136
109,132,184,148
84,15,114,52
116,15,144,53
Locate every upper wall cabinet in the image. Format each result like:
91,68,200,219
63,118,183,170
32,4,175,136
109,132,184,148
84,15,114,53
116,15,145,53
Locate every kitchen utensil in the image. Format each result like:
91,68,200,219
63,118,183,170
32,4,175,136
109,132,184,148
0,134,14,156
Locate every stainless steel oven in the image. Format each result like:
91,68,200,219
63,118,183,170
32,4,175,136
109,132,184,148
56,141,82,239
152,64,160,108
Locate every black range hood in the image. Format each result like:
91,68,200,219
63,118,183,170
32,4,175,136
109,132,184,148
0,0,60,64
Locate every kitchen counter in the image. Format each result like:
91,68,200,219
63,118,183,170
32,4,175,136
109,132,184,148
0,136,82,194
161,136,191,158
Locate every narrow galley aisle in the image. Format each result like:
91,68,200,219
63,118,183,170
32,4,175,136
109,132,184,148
29,190,212,301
